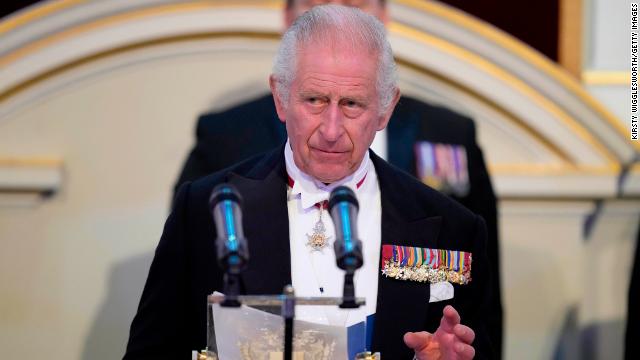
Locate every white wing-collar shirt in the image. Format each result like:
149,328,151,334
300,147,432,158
284,139,382,327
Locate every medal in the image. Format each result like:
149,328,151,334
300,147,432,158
380,245,473,285
306,202,331,251
415,141,470,196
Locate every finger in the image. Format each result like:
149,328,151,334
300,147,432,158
439,305,461,333
403,331,433,352
454,341,476,359
453,324,475,344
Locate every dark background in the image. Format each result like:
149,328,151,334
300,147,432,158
0,0,560,62
1,1,39,19
439,0,559,61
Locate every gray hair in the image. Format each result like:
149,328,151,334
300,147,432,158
272,4,398,113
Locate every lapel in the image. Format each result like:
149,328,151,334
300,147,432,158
369,151,443,355
226,145,292,294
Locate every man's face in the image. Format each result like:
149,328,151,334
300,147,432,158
270,43,398,183
285,0,387,27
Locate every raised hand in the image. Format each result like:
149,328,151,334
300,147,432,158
403,305,476,360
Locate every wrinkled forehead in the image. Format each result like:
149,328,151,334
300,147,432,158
293,22,382,58
292,41,380,85
289,41,380,84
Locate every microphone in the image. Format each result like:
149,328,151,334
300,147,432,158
209,183,249,275
328,186,363,271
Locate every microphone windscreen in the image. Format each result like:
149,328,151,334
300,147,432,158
329,186,359,211
209,183,242,209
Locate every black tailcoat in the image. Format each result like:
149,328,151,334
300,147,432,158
126,146,493,359
174,94,503,357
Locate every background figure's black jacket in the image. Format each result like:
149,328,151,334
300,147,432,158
126,146,494,359
174,94,503,357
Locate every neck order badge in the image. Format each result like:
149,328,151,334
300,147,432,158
308,200,330,251
287,174,367,252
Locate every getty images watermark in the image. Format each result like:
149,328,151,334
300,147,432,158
632,3,639,140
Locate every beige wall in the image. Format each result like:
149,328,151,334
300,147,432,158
0,43,276,359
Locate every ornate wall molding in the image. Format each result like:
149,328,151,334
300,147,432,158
0,0,636,198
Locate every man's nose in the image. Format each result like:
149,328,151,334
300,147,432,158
319,102,344,142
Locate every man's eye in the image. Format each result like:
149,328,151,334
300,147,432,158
307,97,323,105
342,100,365,117
343,100,361,108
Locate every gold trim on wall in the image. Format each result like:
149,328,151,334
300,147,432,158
394,0,634,151
0,0,284,35
0,157,62,167
397,58,574,165
390,22,618,169
489,163,618,176
558,0,583,78
0,0,83,35
0,0,632,155
0,0,282,68
0,31,280,104
0,0,629,151
582,71,631,85
0,31,616,176
0,0,624,174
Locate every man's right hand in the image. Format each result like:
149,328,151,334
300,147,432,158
403,305,476,360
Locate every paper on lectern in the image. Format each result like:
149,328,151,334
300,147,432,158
211,300,367,359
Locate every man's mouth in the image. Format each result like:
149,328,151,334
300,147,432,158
311,147,347,154
310,147,349,159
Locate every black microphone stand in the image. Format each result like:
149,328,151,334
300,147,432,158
221,255,243,307
282,285,295,360
340,267,359,309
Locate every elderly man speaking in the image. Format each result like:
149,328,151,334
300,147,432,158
125,5,492,359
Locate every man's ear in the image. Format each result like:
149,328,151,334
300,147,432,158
269,74,287,123
377,88,401,130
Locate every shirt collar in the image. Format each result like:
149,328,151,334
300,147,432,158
284,139,370,210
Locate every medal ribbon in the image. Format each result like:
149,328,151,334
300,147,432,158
401,246,408,267
380,245,473,284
